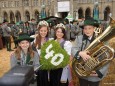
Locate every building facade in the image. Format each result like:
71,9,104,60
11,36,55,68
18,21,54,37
0,0,53,23
55,0,115,21
0,0,115,23
72,0,115,21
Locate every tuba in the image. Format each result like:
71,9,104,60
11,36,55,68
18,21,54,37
72,17,115,77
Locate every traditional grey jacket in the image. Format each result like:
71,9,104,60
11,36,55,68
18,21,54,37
2,24,11,37
65,24,71,40
71,35,110,82
71,24,82,39
11,25,19,37
10,51,40,70
29,23,37,33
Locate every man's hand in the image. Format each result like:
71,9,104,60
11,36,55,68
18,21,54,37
79,50,91,61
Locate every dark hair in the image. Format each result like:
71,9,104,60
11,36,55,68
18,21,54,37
54,27,67,40
25,21,29,24
31,18,35,21
64,19,69,24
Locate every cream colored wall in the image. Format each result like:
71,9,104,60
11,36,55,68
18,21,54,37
0,0,115,22
73,1,115,20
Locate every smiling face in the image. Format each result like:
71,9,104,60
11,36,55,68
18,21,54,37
39,26,48,38
56,28,64,39
83,25,95,37
19,40,30,51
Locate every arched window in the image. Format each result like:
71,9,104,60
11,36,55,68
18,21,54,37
10,11,15,23
35,11,39,21
78,8,84,19
15,11,21,22
3,12,8,20
104,6,111,21
85,8,91,19
25,11,30,21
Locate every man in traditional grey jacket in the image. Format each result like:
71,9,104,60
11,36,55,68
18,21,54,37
29,19,37,35
70,20,82,41
2,20,13,51
63,19,71,40
11,23,19,48
71,18,110,86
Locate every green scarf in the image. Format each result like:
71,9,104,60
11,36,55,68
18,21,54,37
17,53,33,65
26,53,32,65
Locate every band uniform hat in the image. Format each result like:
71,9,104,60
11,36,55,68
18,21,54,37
14,33,34,43
19,21,24,24
84,18,99,27
72,19,78,23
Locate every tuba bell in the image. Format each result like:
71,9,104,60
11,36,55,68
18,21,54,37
72,17,115,77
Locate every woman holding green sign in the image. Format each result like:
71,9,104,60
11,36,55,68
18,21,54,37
32,20,51,86
49,23,72,86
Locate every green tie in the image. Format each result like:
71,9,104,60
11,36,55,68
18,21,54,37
26,53,31,64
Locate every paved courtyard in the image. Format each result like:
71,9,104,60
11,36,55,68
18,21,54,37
0,47,11,77
0,41,115,86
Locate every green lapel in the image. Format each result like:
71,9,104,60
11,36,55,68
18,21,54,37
26,53,31,64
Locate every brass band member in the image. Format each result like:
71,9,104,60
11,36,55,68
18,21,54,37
71,18,110,86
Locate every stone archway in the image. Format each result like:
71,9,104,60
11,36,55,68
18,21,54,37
25,11,30,21
104,6,111,21
15,11,21,22
3,11,8,21
34,10,39,22
85,7,91,19
10,11,15,23
78,7,84,19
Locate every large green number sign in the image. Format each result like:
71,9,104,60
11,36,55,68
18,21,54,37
40,40,69,70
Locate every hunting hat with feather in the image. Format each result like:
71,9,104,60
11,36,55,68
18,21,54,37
14,33,34,43
84,18,99,28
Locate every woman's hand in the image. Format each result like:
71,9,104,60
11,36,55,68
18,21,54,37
79,50,91,61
